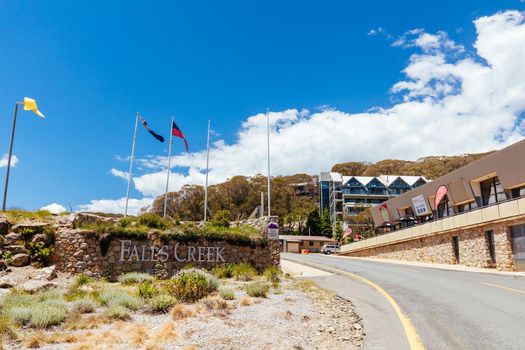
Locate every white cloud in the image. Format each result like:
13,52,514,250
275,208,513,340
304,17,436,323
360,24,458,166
40,203,67,214
0,154,18,168
77,197,153,216
110,168,129,180
83,9,525,212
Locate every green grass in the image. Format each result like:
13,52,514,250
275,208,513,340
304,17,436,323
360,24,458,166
246,282,270,298
71,298,96,313
212,265,233,279
30,304,67,328
72,274,93,287
218,288,235,300
147,294,176,313
99,290,143,310
117,272,154,285
137,280,159,299
167,268,219,303
104,305,130,320
232,263,256,281
263,266,281,284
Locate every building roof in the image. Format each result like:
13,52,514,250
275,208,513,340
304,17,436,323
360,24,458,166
341,175,429,187
279,235,336,242
330,172,343,182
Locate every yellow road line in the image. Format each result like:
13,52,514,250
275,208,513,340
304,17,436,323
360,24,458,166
482,282,525,296
289,259,425,350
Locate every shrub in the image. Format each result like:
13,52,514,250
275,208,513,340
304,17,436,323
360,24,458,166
1,251,13,264
147,294,176,313
26,241,53,267
246,282,270,298
117,216,134,228
99,290,143,310
210,210,231,227
30,304,66,328
137,213,169,229
71,299,96,313
20,227,35,241
168,268,219,303
232,263,256,281
72,274,93,288
212,265,233,279
118,272,154,285
138,281,159,299
104,305,130,320
218,288,235,300
263,266,281,284
273,288,283,295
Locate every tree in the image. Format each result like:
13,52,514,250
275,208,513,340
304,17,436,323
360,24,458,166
305,208,322,235
211,209,231,227
321,208,333,238
334,221,343,241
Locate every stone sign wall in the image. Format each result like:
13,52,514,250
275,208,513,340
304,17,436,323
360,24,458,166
343,217,523,271
52,229,280,279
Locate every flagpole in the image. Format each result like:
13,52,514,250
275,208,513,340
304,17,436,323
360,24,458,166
125,113,139,217
163,116,174,218
2,101,22,211
204,120,211,223
266,108,271,218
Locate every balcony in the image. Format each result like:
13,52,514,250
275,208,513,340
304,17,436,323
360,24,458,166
341,197,525,254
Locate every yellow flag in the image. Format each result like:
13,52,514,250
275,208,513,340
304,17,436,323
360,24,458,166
23,97,45,118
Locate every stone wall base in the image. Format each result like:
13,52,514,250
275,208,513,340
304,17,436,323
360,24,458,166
343,217,525,271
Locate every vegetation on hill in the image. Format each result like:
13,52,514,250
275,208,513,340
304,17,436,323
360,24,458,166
331,152,493,179
146,152,493,236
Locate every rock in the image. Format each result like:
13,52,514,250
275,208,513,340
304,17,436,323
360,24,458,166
4,245,26,255
19,279,56,293
4,233,21,245
11,253,30,267
35,265,57,280
0,218,9,236
0,282,14,288
31,233,52,245
12,221,50,234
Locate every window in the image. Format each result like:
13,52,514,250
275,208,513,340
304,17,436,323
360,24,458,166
457,201,477,213
480,177,506,206
511,187,525,199
309,241,314,247
485,230,496,264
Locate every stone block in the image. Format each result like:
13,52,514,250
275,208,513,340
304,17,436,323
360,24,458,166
11,253,30,267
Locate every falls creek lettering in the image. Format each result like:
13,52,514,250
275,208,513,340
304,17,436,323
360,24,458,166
119,240,226,263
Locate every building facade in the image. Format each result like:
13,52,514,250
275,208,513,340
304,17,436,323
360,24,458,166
279,235,337,253
319,172,428,224
342,139,525,271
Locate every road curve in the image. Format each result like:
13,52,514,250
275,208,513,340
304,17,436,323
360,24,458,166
282,253,525,350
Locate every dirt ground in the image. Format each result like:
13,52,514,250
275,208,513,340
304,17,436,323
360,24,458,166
0,267,363,350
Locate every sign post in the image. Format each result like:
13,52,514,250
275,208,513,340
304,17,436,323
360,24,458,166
267,216,279,240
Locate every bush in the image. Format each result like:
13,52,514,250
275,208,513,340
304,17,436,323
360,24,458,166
117,216,134,228
117,272,154,285
71,298,96,313
99,290,143,310
30,304,66,328
147,294,176,313
232,263,256,281
138,281,159,299
168,268,219,302
104,305,130,320
246,282,270,298
218,288,235,300
212,265,233,279
137,213,169,229
72,274,93,287
26,241,54,267
210,210,231,227
263,266,281,284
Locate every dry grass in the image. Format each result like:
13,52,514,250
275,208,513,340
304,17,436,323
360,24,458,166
151,322,179,343
23,331,45,348
143,343,165,350
170,304,194,320
129,324,149,347
65,314,108,330
202,296,228,310
239,296,253,306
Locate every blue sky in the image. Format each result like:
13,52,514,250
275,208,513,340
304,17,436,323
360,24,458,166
1,1,524,213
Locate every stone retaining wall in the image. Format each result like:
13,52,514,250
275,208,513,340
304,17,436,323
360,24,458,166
343,217,524,271
52,229,280,279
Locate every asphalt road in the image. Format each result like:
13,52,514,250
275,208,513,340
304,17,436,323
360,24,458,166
282,253,525,350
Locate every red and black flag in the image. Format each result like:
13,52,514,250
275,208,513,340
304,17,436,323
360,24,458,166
138,115,164,143
172,121,188,151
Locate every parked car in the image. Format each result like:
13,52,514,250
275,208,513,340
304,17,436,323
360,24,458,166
321,244,340,255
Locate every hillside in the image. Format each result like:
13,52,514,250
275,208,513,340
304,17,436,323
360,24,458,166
150,152,493,231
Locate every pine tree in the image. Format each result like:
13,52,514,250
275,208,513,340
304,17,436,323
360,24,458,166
305,208,322,235
334,221,343,242
321,208,333,238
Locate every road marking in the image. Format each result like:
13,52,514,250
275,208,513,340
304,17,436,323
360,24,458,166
482,282,525,296
284,258,425,350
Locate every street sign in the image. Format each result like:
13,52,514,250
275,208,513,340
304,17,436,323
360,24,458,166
267,222,279,240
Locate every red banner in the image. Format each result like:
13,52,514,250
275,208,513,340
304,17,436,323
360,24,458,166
434,185,448,209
